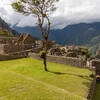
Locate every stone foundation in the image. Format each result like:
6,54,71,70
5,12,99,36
0,44,33,54
0,54,24,61
29,53,87,68
86,77,96,100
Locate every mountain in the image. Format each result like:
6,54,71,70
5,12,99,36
86,35,100,55
50,23,100,45
0,17,20,36
3,15,100,55
13,22,100,54
13,26,42,38
13,23,100,45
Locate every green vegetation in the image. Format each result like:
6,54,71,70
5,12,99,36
93,82,100,100
40,50,46,58
0,29,13,37
0,58,92,100
80,47,91,58
86,35,100,55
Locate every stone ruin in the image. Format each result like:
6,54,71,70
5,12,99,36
47,45,88,59
16,34,35,45
88,59,100,81
35,40,58,49
0,36,17,44
0,34,36,55
48,47,65,56
0,33,59,56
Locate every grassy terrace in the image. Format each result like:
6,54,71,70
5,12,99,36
0,58,92,100
93,82,100,100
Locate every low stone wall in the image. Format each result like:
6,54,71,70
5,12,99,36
0,44,33,54
29,53,87,68
0,54,24,61
86,77,96,100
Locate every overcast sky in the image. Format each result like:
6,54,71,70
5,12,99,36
0,0,100,29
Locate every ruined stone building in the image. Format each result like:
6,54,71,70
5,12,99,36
0,34,36,55
35,40,57,49
35,40,43,48
0,36,17,44
16,34,35,45
0,32,59,55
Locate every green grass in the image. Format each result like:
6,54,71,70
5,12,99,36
93,82,100,100
0,58,92,100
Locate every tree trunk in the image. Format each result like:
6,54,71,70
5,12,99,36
43,53,48,71
43,39,48,71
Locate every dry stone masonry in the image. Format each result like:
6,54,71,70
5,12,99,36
29,53,87,68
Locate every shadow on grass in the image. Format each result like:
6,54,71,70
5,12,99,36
48,70,91,81
48,70,66,75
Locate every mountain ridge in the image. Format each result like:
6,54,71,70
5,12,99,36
1,16,100,54
13,22,100,54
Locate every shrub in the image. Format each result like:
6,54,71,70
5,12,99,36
40,51,46,59
60,48,65,52
80,47,91,58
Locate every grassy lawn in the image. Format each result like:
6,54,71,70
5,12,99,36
93,82,100,100
0,58,92,100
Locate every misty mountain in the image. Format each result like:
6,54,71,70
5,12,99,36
13,22,100,54
13,22,100,44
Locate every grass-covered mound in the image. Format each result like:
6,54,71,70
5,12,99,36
0,58,92,100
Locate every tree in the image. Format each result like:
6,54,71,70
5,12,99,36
12,0,59,71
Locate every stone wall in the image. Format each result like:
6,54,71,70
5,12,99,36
0,54,24,61
31,48,43,53
29,53,87,68
0,44,33,54
86,77,96,100
0,44,5,54
91,59,100,76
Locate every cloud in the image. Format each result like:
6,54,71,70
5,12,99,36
0,0,100,29
0,0,37,27
51,0,100,29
